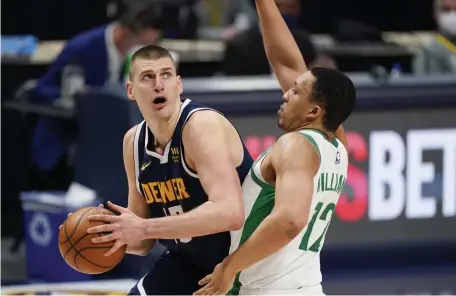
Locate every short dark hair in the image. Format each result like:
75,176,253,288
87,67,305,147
309,67,356,132
129,45,175,80
116,0,162,32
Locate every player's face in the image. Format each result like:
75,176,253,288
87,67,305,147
126,57,183,120
278,71,321,132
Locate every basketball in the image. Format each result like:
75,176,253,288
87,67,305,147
58,207,126,274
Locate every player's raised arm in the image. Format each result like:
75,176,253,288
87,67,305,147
122,126,156,255
256,0,348,149
256,0,307,92
141,111,244,239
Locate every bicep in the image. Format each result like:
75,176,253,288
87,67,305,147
123,126,149,219
271,134,317,223
183,113,242,203
273,164,313,219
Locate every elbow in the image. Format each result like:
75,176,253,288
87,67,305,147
213,190,245,231
229,213,244,231
286,218,307,239
225,209,244,231
220,205,244,231
277,211,308,239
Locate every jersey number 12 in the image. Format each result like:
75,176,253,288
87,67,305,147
163,205,192,243
299,202,336,252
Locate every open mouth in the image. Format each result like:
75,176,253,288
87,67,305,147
153,97,166,104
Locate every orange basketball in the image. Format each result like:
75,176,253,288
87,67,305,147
58,207,126,274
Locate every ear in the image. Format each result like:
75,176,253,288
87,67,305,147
177,75,183,95
126,81,135,101
307,104,322,120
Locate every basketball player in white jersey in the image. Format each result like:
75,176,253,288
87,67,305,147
194,0,356,295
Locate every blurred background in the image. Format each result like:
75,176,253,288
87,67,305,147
1,0,456,294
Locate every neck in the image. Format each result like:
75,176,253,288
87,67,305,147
290,122,334,139
145,101,182,148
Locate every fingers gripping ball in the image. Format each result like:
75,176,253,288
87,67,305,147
58,207,126,274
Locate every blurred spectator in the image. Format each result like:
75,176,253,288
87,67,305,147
196,0,257,39
154,0,199,39
221,0,317,76
413,0,456,75
29,1,162,190
311,55,338,69
333,19,384,43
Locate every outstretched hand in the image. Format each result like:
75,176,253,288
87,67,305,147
193,261,236,296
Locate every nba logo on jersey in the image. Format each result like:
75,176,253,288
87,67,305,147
335,151,340,164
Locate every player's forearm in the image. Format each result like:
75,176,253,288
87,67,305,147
143,201,243,239
224,211,305,274
126,239,156,256
255,0,306,71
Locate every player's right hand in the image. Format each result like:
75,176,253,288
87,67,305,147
58,204,104,230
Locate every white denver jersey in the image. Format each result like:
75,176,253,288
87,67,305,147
230,129,348,290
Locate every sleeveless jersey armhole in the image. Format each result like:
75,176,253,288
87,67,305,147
298,132,322,176
180,108,214,178
133,121,145,193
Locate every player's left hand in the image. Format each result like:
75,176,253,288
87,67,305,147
193,261,236,296
87,201,146,257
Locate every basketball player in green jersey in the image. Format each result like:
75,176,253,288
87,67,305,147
194,0,356,295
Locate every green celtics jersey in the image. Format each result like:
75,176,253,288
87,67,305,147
230,129,348,291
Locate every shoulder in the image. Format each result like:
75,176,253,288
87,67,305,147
65,25,107,52
184,109,226,132
274,132,315,153
182,110,231,153
271,132,319,172
123,123,141,150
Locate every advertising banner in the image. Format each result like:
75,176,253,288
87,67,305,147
228,108,456,247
